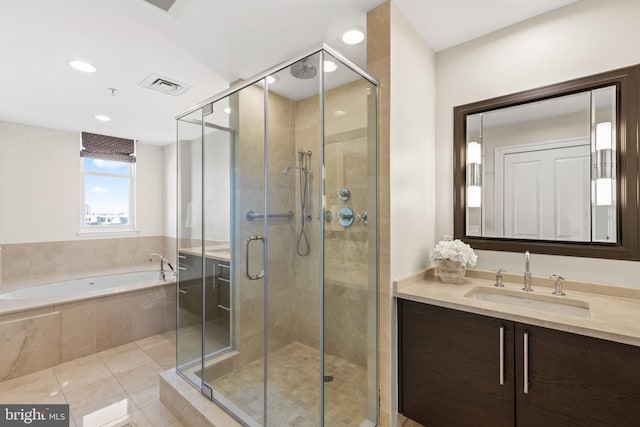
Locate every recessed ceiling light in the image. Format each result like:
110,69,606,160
341,28,365,45
257,75,279,87
266,75,279,85
68,60,97,73
324,61,338,73
223,107,231,114
94,114,111,122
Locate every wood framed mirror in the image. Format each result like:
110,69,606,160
453,65,640,260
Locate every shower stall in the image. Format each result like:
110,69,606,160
175,44,378,426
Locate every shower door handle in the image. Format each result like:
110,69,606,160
245,235,265,280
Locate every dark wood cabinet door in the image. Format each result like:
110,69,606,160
515,323,640,427
398,300,515,427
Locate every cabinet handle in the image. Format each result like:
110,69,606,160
524,331,529,394
499,326,505,386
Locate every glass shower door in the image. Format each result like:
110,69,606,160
202,82,268,423
322,51,378,427
176,109,205,387
176,98,238,396
264,53,323,426
176,46,379,427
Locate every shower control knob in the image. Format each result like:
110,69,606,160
357,211,368,225
338,207,354,227
337,188,351,201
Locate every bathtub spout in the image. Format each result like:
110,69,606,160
148,253,172,281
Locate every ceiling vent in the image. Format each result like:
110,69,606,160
142,0,177,12
139,74,189,96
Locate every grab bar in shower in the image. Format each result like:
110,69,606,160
246,210,294,221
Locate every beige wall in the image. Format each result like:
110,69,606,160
0,121,165,244
435,0,640,287
367,3,392,426
368,2,439,426
1,236,165,288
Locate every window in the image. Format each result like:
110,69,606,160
80,132,136,231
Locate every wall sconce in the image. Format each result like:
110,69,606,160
467,141,482,208
595,121,613,206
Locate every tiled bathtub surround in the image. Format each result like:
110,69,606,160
0,236,170,287
0,283,176,382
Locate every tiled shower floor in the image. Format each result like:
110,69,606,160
210,342,370,427
0,332,182,427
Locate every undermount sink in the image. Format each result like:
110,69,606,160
464,286,591,318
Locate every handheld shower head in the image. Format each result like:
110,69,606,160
282,165,309,175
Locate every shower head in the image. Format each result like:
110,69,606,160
290,59,317,79
282,166,291,175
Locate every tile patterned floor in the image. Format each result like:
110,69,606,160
211,342,370,427
0,335,373,427
0,331,183,427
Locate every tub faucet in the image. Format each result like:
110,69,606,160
522,251,533,292
148,253,174,280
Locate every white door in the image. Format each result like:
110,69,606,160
498,141,590,241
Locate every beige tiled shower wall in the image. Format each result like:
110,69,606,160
229,83,298,369
1,236,166,286
294,78,375,368
293,89,322,353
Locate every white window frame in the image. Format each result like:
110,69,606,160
78,157,137,236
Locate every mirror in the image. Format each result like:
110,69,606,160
454,65,640,260
465,86,616,242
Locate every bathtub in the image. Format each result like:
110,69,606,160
0,269,176,381
0,270,163,300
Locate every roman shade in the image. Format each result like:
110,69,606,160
80,132,136,163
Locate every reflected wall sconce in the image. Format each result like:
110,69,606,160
595,121,613,206
467,141,482,208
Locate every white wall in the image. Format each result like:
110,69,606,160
0,121,165,243
435,0,640,287
390,2,437,280
163,142,177,238
136,142,165,237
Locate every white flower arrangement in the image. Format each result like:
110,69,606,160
431,239,478,267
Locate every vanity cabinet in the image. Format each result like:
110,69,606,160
398,300,514,426
514,323,640,426
177,252,223,316
398,299,640,427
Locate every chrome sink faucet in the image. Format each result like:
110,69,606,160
522,251,533,292
551,274,566,296
494,268,505,287
149,253,174,280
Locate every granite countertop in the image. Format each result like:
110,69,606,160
394,268,640,348
179,245,231,262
